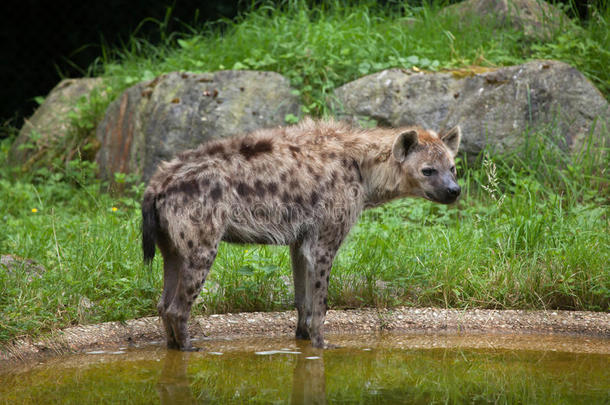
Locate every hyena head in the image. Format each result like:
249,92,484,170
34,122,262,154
392,126,462,204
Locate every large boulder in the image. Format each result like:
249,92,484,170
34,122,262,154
10,78,105,167
332,60,608,159
96,70,301,182
440,0,571,40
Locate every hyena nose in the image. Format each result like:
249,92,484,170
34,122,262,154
447,184,461,197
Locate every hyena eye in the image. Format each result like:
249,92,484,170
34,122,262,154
450,166,456,174
421,168,436,176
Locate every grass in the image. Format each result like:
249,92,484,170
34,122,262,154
1,1,609,344
21,0,607,171
1,125,607,344
69,0,606,154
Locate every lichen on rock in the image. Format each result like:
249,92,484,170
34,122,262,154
332,60,609,159
95,70,301,182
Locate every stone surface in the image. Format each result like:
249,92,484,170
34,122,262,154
440,0,571,40
0,254,45,282
96,70,301,182
332,60,609,158
10,78,105,166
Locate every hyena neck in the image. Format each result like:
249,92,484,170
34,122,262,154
343,131,405,207
361,157,404,207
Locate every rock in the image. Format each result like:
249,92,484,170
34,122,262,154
1,254,45,282
332,60,609,159
10,78,105,167
440,0,571,40
96,70,301,182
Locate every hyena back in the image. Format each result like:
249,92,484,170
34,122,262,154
142,118,461,350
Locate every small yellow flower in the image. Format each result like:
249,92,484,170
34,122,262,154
31,208,38,213
111,207,118,212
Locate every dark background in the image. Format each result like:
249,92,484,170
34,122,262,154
0,0,241,130
0,0,593,130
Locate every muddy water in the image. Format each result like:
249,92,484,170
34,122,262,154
1,333,609,404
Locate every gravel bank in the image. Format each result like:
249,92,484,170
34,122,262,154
2,307,609,366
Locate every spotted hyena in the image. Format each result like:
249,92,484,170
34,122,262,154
142,118,461,350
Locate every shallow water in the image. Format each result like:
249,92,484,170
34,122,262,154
1,333,609,404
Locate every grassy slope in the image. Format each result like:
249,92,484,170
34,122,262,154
97,0,609,115
0,1,608,343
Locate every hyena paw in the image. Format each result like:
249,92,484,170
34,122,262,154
295,327,310,340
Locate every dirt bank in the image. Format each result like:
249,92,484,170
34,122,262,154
2,307,609,366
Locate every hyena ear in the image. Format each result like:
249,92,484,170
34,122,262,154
440,125,461,157
392,130,418,163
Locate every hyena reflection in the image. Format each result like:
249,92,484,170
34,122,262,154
142,118,461,350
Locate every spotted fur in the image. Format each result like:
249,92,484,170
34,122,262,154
142,118,461,350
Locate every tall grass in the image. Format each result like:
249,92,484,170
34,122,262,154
1,123,607,344
30,1,609,169
94,0,607,118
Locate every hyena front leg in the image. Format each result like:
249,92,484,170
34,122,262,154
163,241,219,351
307,239,341,349
290,238,314,340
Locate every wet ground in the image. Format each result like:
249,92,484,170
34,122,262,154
1,333,609,404
4,307,609,365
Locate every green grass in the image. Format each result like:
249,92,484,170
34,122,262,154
1,125,608,344
1,1,609,344
31,0,606,170
92,0,607,117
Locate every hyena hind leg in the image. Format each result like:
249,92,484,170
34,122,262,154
157,249,183,349
162,244,218,351
290,239,314,340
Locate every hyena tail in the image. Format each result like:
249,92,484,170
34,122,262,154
141,191,158,265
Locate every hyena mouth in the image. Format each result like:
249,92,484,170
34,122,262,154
425,192,459,205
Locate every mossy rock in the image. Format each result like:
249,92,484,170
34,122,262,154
10,78,105,169
96,70,301,182
332,60,609,159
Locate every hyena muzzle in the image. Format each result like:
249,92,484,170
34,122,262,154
141,118,461,350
